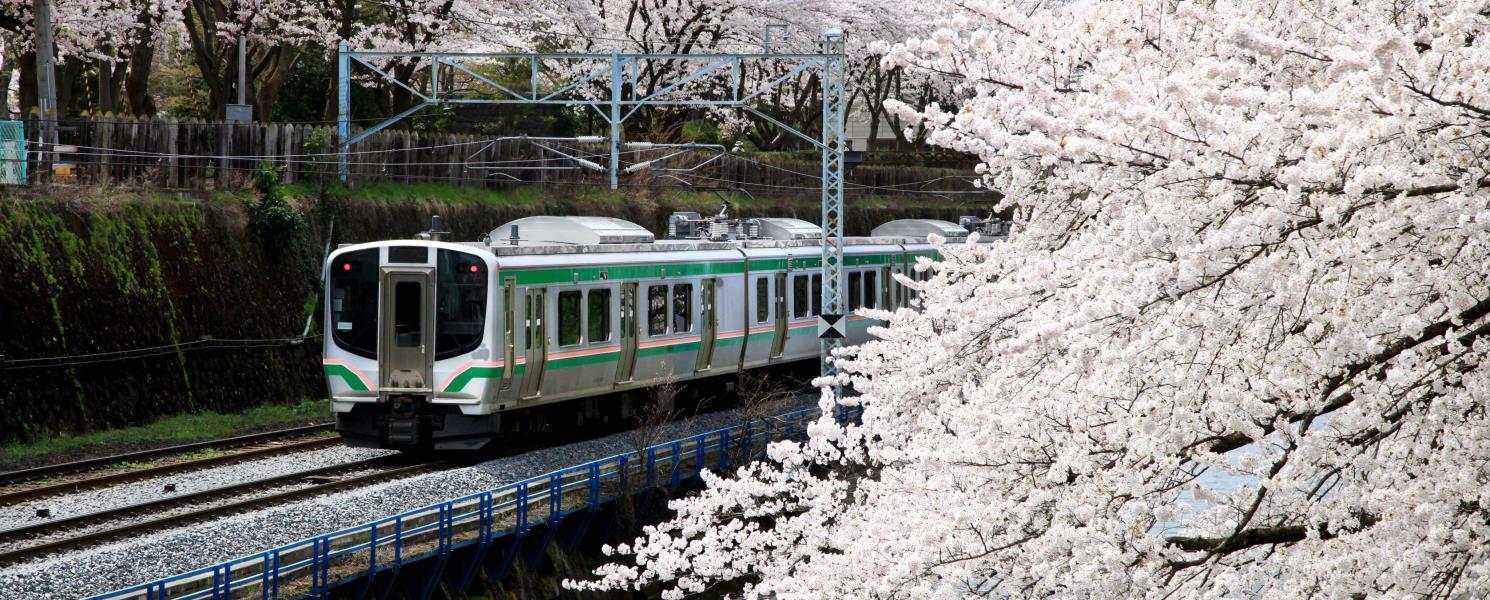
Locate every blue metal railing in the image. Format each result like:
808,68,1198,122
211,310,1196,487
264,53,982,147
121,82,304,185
89,406,828,600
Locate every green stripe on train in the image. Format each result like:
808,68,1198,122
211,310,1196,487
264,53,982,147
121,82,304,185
547,351,622,370
638,340,702,358
323,364,369,391
444,365,504,393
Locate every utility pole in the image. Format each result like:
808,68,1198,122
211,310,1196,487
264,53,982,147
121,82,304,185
238,37,247,106
32,0,58,177
337,42,349,182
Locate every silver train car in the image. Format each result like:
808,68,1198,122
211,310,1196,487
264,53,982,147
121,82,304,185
323,210,1005,450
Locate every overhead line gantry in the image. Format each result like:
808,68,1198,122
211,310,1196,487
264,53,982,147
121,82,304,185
336,28,848,378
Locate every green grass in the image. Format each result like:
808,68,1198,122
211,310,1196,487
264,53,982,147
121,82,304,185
289,180,550,206
0,399,331,468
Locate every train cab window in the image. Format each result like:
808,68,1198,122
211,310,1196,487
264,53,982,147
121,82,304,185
864,271,878,309
672,284,693,333
812,274,822,315
330,249,378,359
435,250,487,360
648,285,668,336
792,275,809,319
755,277,769,323
558,290,582,347
849,272,863,309
588,289,611,343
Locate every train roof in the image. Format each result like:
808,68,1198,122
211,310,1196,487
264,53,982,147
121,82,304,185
328,213,1007,265
476,214,1004,256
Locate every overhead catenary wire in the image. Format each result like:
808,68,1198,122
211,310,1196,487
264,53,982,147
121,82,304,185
33,148,992,194
27,139,610,163
1,335,322,371
28,129,989,195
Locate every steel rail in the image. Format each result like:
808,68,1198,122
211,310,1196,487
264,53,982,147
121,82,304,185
0,423,335,487
0,434,341,506
0,457,444,566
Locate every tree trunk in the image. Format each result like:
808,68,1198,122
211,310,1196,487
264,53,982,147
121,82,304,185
56,57,82,118
0,50,12,116
98,58,115,115
18,51,35,115
124,27,157,116
321,47,340,123
251,45,301,123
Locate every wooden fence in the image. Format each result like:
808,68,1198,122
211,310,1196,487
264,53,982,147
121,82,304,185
18,116,989,200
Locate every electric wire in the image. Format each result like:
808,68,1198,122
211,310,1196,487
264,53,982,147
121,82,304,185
2,336,322,370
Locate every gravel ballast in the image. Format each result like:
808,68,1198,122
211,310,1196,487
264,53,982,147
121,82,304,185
0,446,394,531
0,403,810,599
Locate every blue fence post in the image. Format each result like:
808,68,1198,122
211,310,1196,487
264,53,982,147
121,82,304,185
718,430,730,472
588,462,601,505
259,551,272,600
369,522,379,574
617,455,629,495
671,440,683,487
481,492,494,543
742,422,752,462
515,482,529,532
694,434,705,476
645,448,657,488
270,549,282,598
394,516,405,567
308,538,324,598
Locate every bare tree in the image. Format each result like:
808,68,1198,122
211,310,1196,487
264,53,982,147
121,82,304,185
726,370,801,468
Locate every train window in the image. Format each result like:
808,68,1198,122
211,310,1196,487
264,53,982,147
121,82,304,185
588,289,611,343
558,290,582,347
812,274,821,315
864,271,877,309
755,278,769,323
435,250,487,360
330,249,378,359
792,275,809,319
849,272,862,309
648,285,668,336
672,284,693,333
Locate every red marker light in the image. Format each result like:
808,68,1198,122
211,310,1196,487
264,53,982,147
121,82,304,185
341,263,352,271
469,264,479,273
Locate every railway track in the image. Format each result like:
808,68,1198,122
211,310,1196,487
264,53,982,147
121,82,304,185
0,424,338,505
0,455,445,566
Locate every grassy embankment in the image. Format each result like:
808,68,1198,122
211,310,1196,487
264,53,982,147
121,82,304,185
0,399,330,470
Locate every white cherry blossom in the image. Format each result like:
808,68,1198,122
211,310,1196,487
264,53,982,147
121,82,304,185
569,0,1490,597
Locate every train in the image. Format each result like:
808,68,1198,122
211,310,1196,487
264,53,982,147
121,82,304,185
323,206,1007,450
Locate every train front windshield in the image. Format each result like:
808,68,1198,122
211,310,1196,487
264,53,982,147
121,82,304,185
329,247,487,360
433,249,487,359
330,249,379,359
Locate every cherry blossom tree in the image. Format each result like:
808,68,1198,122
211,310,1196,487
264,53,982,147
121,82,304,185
451,0,942,145
1,0,179,116
570,0,1490,597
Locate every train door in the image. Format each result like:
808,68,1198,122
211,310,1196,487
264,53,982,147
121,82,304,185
501,277,516,389
881,266,893,310
521,288,547,398
615,282,639,383
379,271,434,391
695,278,717,371
770,272,788,359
